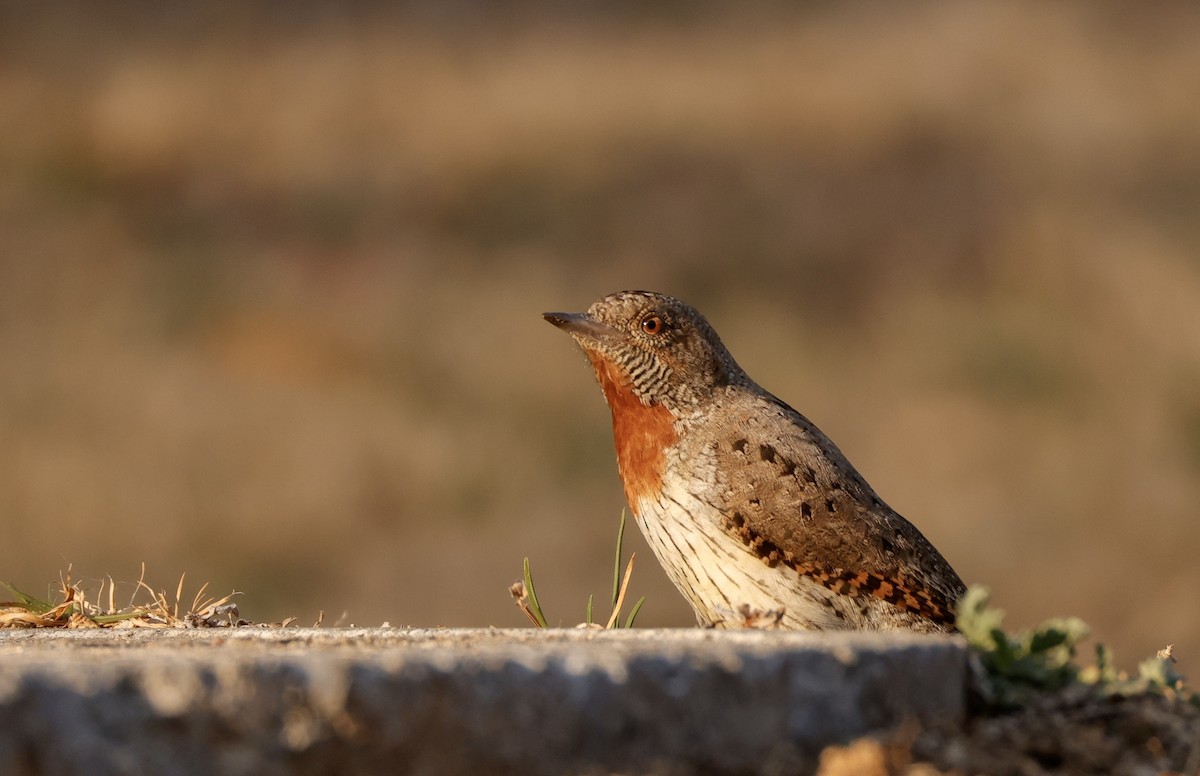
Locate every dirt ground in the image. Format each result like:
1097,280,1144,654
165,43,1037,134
819,689,1200,776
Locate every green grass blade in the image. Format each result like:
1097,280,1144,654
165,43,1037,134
522,557,549,628
92,612,144,625
585,594,594,626
612,509,627,608
1,581,54,614
624,596,646,629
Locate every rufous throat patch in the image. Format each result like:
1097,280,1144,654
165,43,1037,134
586,352,678,514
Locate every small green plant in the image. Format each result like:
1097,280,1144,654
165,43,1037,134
1081,642,1190,699
512,510,645,629
957,585,1193,710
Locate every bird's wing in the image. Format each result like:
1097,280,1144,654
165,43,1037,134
709,393,966,626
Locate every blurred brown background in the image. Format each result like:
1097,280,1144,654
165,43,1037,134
2,2,1198,663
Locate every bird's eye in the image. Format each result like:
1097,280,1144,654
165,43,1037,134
640,314,664,334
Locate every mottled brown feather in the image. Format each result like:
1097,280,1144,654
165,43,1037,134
705,393,965,626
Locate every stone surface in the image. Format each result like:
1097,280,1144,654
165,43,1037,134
0,628,967,776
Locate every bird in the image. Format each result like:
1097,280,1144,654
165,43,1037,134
544,290,966,632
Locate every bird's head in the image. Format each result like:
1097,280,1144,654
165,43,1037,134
544,291,746,411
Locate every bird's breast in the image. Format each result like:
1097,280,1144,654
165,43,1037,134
586,352,679,513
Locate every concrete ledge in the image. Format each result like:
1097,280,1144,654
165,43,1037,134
0,628,967,776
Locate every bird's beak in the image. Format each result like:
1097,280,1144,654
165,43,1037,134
543,311,618,342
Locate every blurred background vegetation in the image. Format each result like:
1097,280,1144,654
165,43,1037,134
2,2,1198,661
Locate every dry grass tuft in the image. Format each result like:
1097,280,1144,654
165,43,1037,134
0,564,254,629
